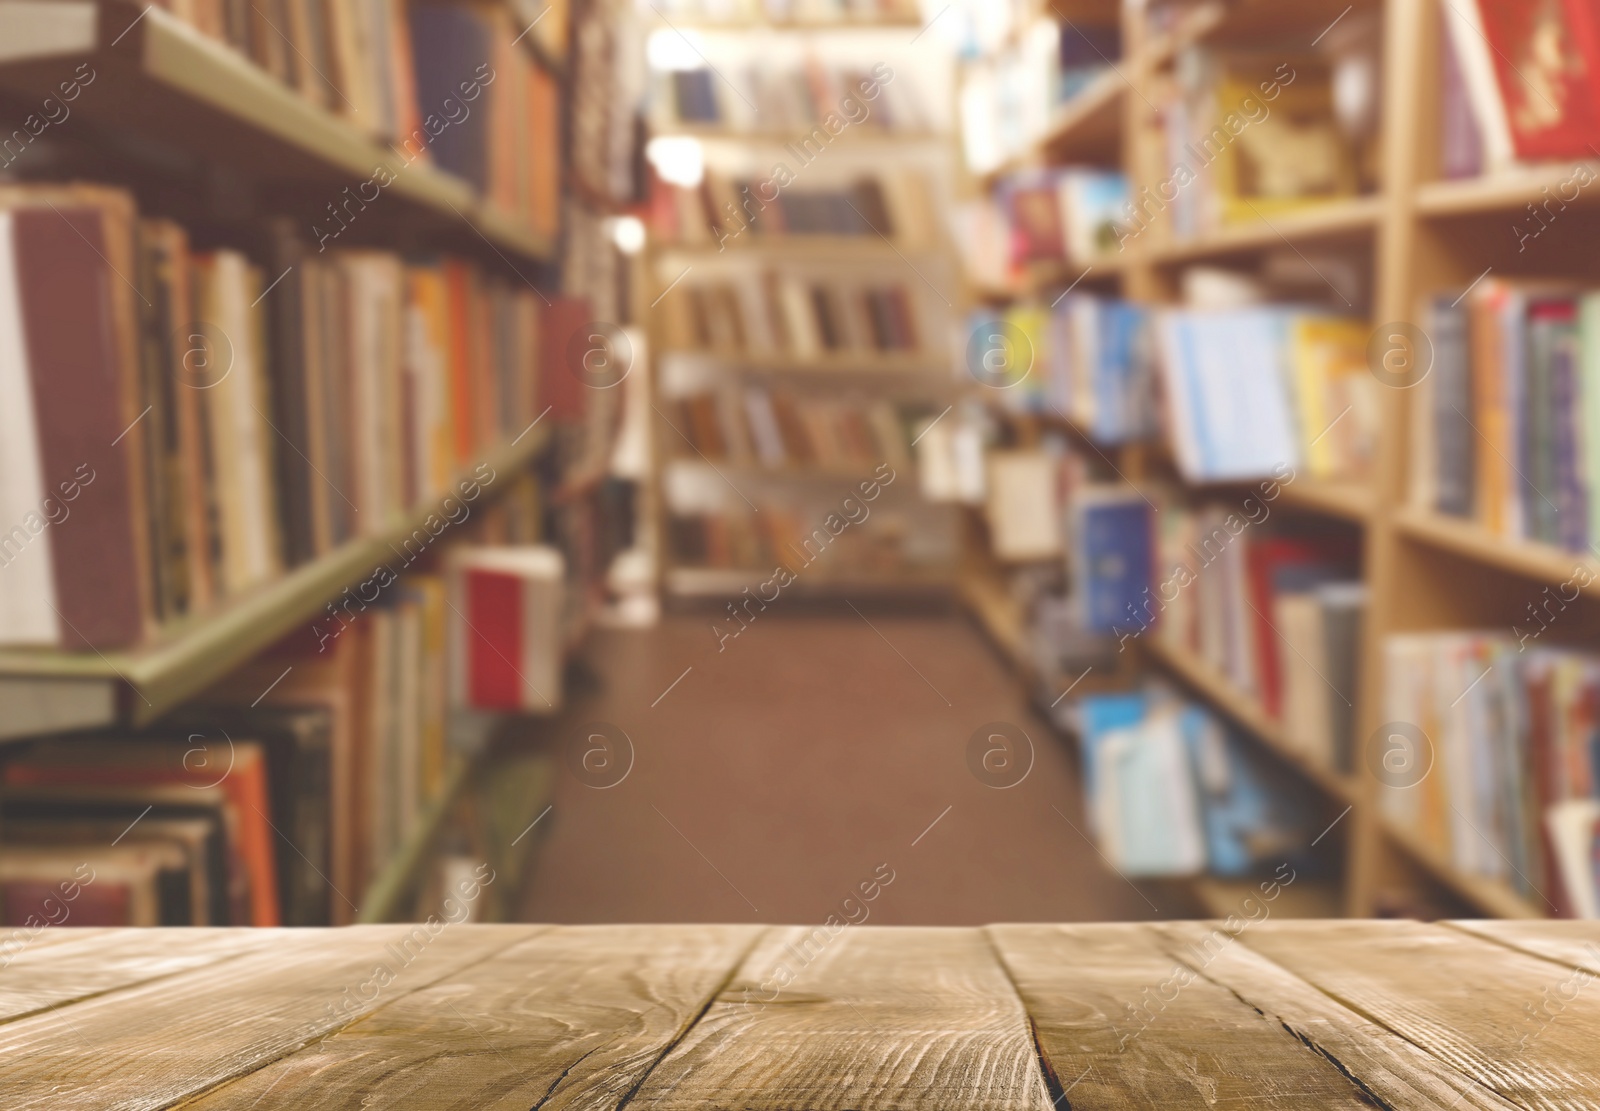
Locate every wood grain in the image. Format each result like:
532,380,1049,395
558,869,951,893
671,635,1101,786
1447,920,1600,977
1153,921,1519,1110
1238,921,1600,1109
177,924,761,1111
629,925,1052,1110
0,926,267,1025
0,924,540,1110
989,923,1376,1108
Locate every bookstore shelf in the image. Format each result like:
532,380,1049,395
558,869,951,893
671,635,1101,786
1191,876,1344,919
958,570,1035,684
0,429,552,731
1145,196,1385,265
0,0,555,262
1141,637,1358,805
665,566,953,597
1393,509,1599,592
1273,479,1375,522
1415,165,1600,217
1379,814,1549,921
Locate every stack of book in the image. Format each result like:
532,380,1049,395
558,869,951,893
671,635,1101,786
653,59,925,133
662,385,919,472
660,271,923,357
1072,686,1326,878
650,169,937,247
1383,634,1600,916
1412,281,1600,552
1438,0,1600,178
1156,307,1376,482
0,184,564,651
1153,505,1365,772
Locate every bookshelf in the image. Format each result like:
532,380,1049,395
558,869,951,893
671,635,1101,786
955,0,1600,920
642,15,962,601
0,0,609,928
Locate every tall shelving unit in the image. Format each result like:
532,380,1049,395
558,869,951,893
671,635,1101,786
641,11,965,600
0,0,581,920
959,0,1581,920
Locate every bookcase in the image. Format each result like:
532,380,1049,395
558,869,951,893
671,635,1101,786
957,0,1600,920
0,0,622,926
640,12,965,599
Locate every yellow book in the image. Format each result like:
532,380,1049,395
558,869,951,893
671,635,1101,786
1290,315,1372,479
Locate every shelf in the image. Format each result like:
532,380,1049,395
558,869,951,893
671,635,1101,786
980,68,1125,183
958,568,1035,680
1377,816,1549,921
0,1,554,263
665,565,952,597
1142,637,1358,804
1416,165,1600,218
0,429,552,729
1145,196,1384,265
1394,509,1599,592
657,125,943,145
1276,479,1375,522
357,750,481,924
659,350,950,376
653,236,940,260
1144,1,1227,68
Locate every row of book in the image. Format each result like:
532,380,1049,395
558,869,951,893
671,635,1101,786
968,294,1377,479
957,19,1120,175
1439,0,1600,177
1412,281,1600,552
662,386,920,471
1382,634,1600,917
157,1,563,238
651,170,938,248
1152,507,1367,775
665,502,928,576
655,60,925,133
0,183,591,651
1073,686,1326,878
662,273,923,357
0,541,567,927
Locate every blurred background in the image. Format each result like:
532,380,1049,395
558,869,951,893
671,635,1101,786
0,0,1595,931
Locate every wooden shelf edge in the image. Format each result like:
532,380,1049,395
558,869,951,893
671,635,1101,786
1376,817,1550,920
1394,508,1598,591
1190,875,1344,919
356,749,480,924
978,68,1125,184
1142,636,1357,803
0,428,552,723
1416,164,1600,217
1145,196,1384,264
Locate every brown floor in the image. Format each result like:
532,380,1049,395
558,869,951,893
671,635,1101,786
518,605,1176,925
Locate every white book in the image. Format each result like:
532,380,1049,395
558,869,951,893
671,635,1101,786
0,213,60,646
984,450,1061,561
1438,0,1516,172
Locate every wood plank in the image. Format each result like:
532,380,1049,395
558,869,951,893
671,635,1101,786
176,924,761,1110
989,923,1376,1108
630,926,1051,1110
1237,921,1600,1109
0,927,267,1025
0,924,540,1110
1153,922,1519,1110
1447,920,1600,977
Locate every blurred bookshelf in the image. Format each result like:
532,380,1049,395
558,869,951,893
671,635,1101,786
949,0,1600,920
0,0,636,929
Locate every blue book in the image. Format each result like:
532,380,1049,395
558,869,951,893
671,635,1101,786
1072,489,1152,635
1185,716,1320,877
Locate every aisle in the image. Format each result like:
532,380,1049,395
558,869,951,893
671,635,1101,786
519,608,1175,924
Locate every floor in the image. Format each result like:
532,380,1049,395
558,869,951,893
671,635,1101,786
518,606,1175,924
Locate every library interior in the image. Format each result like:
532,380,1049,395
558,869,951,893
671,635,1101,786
3,0,1600,1104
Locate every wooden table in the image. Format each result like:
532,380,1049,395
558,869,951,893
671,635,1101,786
6,920,1598,1108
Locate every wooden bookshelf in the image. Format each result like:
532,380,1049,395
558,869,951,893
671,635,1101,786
951,0,1600,921
0,0,555,262
0,428,551,737
979,68,1125,184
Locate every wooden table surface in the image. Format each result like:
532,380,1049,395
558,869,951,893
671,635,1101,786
5,920,1598,1108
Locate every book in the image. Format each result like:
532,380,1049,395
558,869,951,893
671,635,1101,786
985,451,1062,561
448,547,567,715
1071,487,1153,636
1474,0,1600,162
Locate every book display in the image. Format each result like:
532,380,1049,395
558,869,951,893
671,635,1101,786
644,17,962,598
0,0,619,924
953,0,1600,920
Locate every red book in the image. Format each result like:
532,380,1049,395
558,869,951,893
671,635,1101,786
1244,538,1334,720
449,548,565,714
538,296,595,422
1477,0,1600,159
